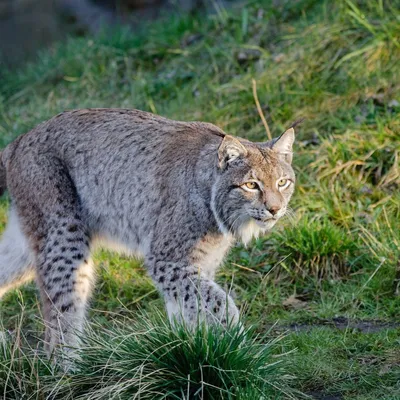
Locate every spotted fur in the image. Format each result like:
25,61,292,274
0,108,295,359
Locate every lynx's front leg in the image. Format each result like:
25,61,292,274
149,260,239,326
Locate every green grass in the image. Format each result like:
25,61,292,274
1,313,298,399
0,0,399,398
284,327,400,399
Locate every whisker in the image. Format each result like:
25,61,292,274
221,213,243,236
283,207,296,224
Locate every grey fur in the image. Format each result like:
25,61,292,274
0,108,295,357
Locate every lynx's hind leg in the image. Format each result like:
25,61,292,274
9,156,95,360
0,207,34,298
35,218,94,358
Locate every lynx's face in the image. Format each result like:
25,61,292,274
212,128,295,244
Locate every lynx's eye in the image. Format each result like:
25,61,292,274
243,181,259,191
277,178,289,188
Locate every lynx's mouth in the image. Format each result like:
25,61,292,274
254,218,277,229
251,215,278,227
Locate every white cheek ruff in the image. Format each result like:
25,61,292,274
237,218,278,245
211,183,230,236
237,219,264,245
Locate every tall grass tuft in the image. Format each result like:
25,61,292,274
0,313,298,399
48,312,296,399
268,218,358,281
0,327,53,399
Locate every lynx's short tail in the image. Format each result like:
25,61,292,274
0,153,34,297
0,208,34,298
0,151,7,197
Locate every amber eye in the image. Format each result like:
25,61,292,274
277,178,288,187
244,182,259,190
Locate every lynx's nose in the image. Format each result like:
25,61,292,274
267,206,281,216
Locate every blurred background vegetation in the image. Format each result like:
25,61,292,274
0,0,222,67
0,0,399,398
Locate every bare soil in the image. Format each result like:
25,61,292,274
269,317,400,333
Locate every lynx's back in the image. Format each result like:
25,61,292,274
3,109,224,253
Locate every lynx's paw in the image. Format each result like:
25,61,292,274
166,278,239,328
199,280,239,326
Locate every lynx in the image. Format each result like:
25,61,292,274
0,108,295,357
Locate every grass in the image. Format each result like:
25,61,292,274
1,313,297,399
284,327,400,400
0,0,399,398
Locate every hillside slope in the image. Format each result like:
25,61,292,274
0,0,399,398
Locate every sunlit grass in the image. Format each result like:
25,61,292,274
0,0,399,397
1,313,298,399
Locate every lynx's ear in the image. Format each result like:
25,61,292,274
218,135,248,169
272,127,295,163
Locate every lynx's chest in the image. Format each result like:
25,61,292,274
190,233,234,279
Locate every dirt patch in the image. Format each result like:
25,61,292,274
269,317,400,333
306,391,343,400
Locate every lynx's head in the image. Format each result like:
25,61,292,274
211,128,295,243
